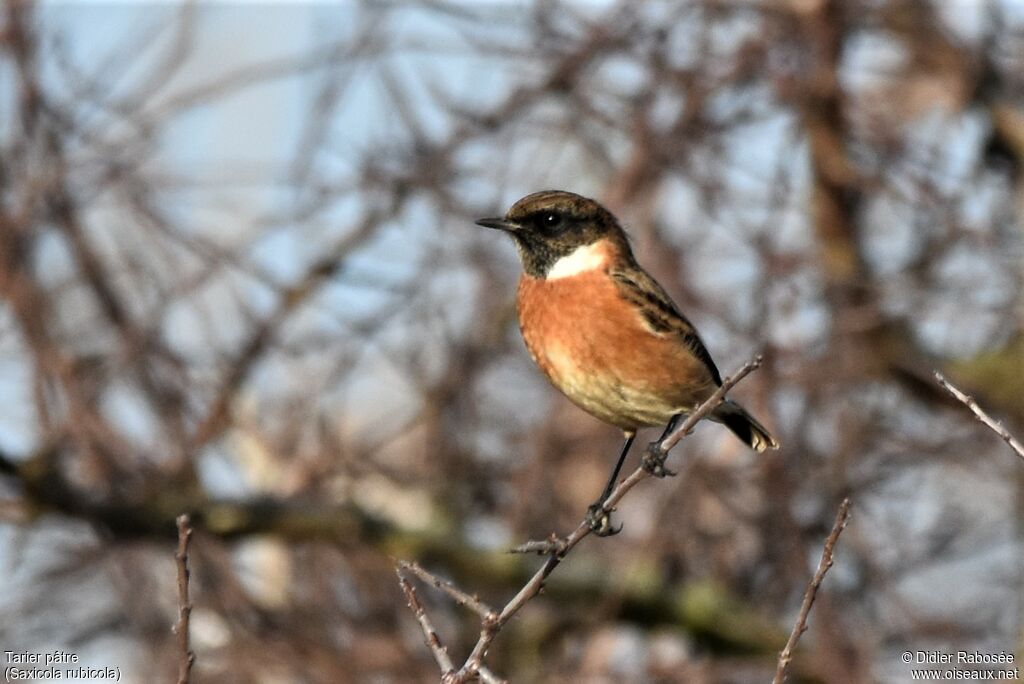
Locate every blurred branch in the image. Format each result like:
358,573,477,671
773,497,851,684
0,444,391,540
0,438,792,656
935,372,1024,462
397,356,763,682
190,210,386,450
174,514,194,684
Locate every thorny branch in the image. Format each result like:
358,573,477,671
934,372,1024,463
174,514,195,684
397,355,765,682
772,497,851,684
397,560,496,620
396,569,456,679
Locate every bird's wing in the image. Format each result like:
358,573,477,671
609,265,723,386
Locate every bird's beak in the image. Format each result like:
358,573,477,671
475,217,520,232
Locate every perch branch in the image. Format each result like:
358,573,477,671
508,533,567,556
773,497,851,684
398,355,764,682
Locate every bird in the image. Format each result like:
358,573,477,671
476,190,779,535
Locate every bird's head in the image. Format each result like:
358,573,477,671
476,190,629,279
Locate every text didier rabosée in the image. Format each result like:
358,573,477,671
914,651,1016,665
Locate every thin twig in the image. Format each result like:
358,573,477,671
773,497,851,684
396,567,456,678
174,514,195,684
507,532,568,555
935,371,1024,462
397,560,497,619
508,540,565,555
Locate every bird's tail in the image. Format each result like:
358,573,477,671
711,399,780,452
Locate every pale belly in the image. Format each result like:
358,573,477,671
533,342,685,429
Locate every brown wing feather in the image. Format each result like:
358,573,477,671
609,266,723,386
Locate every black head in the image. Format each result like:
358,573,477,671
475,190,629,278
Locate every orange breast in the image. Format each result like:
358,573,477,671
516,267,716,430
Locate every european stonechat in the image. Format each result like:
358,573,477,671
477,190,779,535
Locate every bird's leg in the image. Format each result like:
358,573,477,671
642,413,681,478
585,431,636,537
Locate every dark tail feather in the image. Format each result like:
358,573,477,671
711,399,780,452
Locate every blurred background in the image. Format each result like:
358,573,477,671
1,1,1022,682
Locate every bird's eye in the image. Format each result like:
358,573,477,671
541,212,561,228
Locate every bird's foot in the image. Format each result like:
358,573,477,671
585,502,622,537
641,442,677,478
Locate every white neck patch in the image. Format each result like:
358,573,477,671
546,241,609,280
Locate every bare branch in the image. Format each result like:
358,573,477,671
507,534,568,556
397,560,497,620
773,497,851,684
395,566,455,679
174,514,195,684
398,355,765,682
934,372,1024,463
